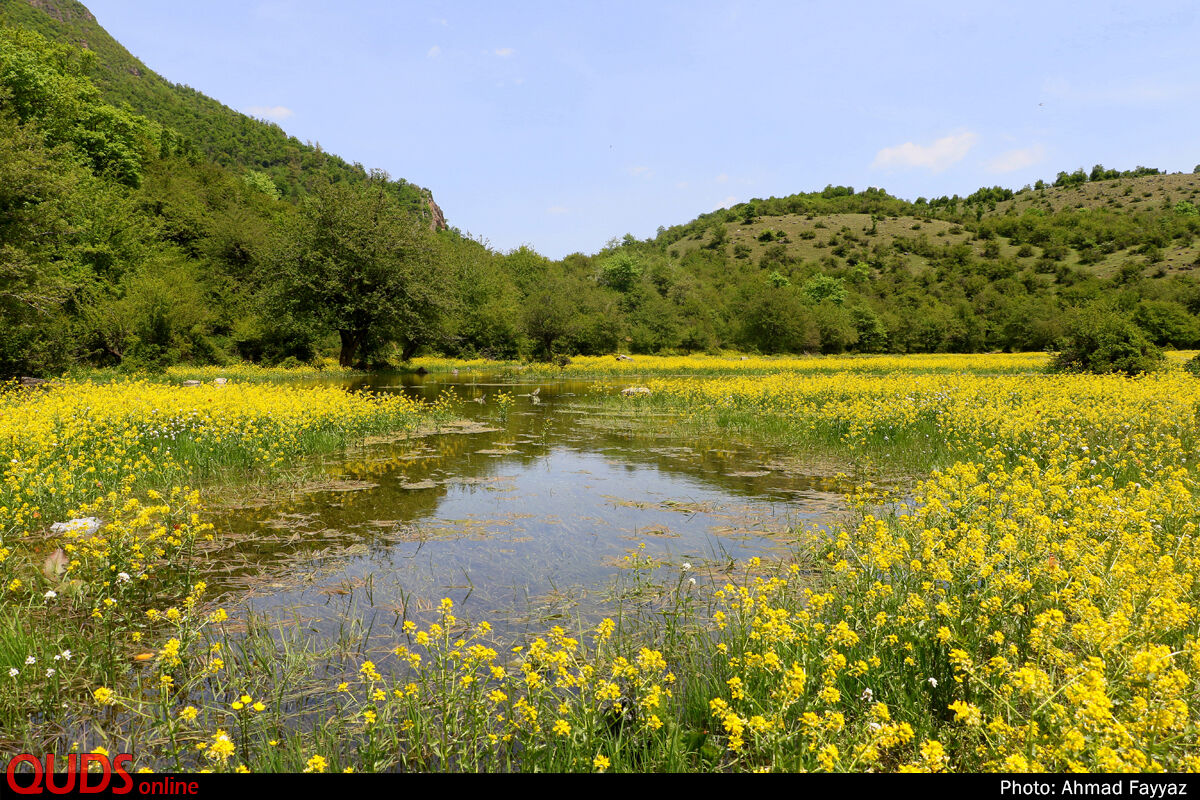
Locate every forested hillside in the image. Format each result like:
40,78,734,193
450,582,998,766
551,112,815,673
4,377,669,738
0,0,436,216
2,0,1199,379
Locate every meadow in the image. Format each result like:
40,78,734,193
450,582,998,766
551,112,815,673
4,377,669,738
2,354,1200,772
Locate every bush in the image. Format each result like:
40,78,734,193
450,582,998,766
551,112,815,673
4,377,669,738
1049,309,1165,375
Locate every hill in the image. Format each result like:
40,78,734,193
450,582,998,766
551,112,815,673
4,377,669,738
657,172,1200,277
0,0,442,222
566,169,1197,355
0,10,469,377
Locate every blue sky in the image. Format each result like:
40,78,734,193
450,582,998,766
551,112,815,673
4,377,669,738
84,1,1199,258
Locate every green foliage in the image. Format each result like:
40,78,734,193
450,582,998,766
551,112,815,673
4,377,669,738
1132,300,1200,347
849,305,888,353
597,251,642,293
741,283,818,354
242,170,281,200
0,27,158,186
5,1,1200,371
801,275,847,306
266,173,448,367
1049,308,1166,375
0,3,433,215
704,223,728,250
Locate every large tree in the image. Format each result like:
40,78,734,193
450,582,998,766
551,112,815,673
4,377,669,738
267,172,450,366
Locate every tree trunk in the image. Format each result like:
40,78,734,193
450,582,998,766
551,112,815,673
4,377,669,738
400,340,419,362
339,329,364,368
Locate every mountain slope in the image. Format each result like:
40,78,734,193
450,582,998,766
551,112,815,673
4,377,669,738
654,173,1200,281
1,0,443,225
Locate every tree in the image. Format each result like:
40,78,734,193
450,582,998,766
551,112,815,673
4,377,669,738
597,251,642,293
704,223,728,250
0,28,158,187
266,172,448,367
1049,307,1164,375
0,109,75,376
740,283,819,353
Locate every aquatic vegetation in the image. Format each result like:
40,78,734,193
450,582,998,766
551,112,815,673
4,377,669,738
414,351,1198,379
414,352,1060,377
0,379,439,528
4,354,1200,772
163,360,352,381
0,377,446,751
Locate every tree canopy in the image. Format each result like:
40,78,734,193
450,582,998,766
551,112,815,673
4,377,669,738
267,174,449,367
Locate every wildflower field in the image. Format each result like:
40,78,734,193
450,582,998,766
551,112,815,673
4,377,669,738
3,356,1200,773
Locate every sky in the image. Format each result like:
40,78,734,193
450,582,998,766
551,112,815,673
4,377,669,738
82,0,1200,259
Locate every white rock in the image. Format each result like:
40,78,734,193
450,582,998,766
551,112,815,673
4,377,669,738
49,517,102,536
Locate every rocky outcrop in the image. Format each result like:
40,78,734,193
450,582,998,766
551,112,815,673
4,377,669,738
422,189,447,232
27,0,94,24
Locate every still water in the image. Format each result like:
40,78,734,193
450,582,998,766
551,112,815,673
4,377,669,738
204,373,859,644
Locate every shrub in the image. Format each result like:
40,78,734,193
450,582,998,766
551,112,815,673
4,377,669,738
1049,309,1165,375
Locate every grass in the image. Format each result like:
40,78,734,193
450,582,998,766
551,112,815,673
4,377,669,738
413,352,1060,378
0,377,457,757
5,355,1200,771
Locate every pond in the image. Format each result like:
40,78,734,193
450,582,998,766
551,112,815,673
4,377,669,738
203,373,862,647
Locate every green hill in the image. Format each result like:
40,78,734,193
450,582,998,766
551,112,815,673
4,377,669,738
581,170,1197,355
0,0,441,220
660,173,1200,280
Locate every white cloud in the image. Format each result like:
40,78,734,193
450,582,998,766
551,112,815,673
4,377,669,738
430,17,448,26
986,144,1046,173
715,172,730,183
494,47,516,57
714,195,738,210
626,165,652,177
547,205,569,215
427,45,441,58
245,105,293,122
872,131,978,172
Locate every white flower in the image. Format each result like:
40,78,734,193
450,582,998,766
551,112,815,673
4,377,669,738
867,722,882,732
681,562,691,572
688,578,696,586
56,650,72,662
116,572,131,584
860,688,874,702
927,677,938,688
43,590,57,600
8,668,18,678
24,656,35,665
45,668,55,678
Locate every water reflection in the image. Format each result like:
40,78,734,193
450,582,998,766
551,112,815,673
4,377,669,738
206,372,860,643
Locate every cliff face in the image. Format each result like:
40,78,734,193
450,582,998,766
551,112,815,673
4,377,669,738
424,191,447,232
